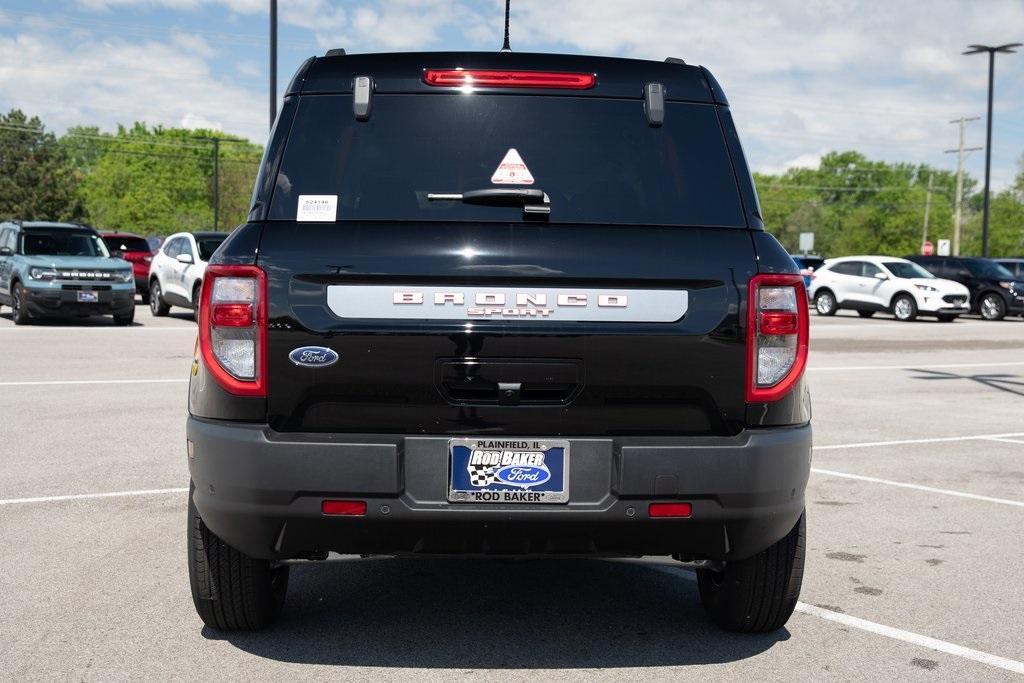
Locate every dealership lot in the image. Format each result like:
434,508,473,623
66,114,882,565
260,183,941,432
1,307,1023,679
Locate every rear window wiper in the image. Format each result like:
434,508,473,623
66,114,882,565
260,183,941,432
427,188,551,217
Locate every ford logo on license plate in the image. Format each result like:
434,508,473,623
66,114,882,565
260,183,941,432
289,346,339,368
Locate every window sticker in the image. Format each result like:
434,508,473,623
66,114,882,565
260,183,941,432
490,148,535,185
296,194,338,222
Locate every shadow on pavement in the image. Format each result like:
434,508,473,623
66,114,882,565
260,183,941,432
909,368,1024,398
203,557,787,669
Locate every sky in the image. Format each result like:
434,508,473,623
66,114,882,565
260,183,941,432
1,0,1023,189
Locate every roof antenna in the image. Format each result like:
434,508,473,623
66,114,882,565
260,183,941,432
500,0,511,52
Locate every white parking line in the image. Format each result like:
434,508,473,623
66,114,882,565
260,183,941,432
984,437,1024,446
815,432,1024,450
0,326,195,332
0,487,188,506
796,603,1024,675
0,379,188,387
811,468,1024,507
809,361,1024,372
663,568,1024,675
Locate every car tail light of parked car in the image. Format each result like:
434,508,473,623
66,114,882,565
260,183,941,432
747,274,809,402
198,264,266,397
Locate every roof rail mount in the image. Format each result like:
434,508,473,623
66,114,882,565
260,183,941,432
664,57,686,65
325,48,346,57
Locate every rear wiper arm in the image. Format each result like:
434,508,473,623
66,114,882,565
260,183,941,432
427,188,551,216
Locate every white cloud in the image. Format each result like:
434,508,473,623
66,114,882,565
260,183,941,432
0,31,267,142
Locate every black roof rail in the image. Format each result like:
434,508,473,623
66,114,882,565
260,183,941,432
325,48,346,57
664,57,686,65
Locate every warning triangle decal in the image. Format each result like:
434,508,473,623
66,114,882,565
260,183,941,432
490,148,535,185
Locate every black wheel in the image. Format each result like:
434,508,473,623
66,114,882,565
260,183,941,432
11,283,31,325
697,512,805,633
188,483,289,631
891,293,917,321
979,293,1005,321
149,280,170,316
113,307,135,326
813,290,837,316
141,289,151,306
937,314,957,323
192,283,202,322
857,310,875,318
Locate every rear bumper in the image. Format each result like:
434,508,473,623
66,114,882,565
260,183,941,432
23,286,135,317
187,418,811,562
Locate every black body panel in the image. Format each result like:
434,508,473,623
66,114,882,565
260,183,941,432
297,51,716,102
256,222,756,436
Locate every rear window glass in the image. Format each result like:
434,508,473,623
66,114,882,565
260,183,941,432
21,229,109,257
964,259,1014,280
269,94,746,227
197,237,226,261
102,236,150,253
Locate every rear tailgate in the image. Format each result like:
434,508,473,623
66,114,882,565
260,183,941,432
259,221,755,436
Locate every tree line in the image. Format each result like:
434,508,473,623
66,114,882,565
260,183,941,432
0,109,262,236
1,109,1022,256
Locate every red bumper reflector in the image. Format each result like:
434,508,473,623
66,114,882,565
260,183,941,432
648,502,693,518
760,310,799,335
322,500,367,516
210,302,254,327
423,69,596,89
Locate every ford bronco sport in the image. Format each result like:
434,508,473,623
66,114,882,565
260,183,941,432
186,51,811,633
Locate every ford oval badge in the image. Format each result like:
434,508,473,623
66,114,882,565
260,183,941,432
494,464,551,488
289,346,339,368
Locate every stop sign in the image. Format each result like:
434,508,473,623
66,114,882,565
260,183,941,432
921,241,934,256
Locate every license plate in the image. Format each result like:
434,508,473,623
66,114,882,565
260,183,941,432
448,438,569,503
77,291,99,303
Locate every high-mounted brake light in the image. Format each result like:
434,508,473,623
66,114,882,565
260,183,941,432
423,69,596,89
746,274,809,402
198,265,267,397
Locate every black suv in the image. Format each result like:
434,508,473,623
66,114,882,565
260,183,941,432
186,51,811,633
907,255,1024,320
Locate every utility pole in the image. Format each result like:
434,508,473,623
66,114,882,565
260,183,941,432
962,43,1021,256
921,172,934,247
212,137,220,231
269,0,278,130
944,116,982,256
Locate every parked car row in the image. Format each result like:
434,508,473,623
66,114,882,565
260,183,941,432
801,253,1024,322
0,219,225,325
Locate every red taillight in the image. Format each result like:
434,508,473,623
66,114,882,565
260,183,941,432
423,69,596,89
649,502,693,518
760,311,799,335
746,274,809,403
211,302,254,327
198,265,266,397
322,500,367,516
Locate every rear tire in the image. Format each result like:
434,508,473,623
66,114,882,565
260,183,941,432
11,283,31,325
697,512,805,633
979,293,1005,321
814,290,837,316
892,294,917,321
113,307,135,326
149,280,170,316
857,310,875,318
188,483,289,631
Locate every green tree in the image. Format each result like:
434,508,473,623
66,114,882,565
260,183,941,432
79,124,261,235
0,109,86,221
755,151,960,257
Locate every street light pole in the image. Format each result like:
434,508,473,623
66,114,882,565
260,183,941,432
962,42,1021,257
269,0,277,131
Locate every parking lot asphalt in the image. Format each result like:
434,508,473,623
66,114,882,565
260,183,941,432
1,305,1023,680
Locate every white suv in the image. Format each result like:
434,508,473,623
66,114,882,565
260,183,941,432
148,231,227,318
808,255,970,322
